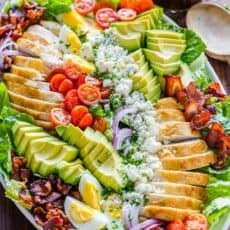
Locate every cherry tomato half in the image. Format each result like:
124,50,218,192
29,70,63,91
65,64,83,81
117,8,136,21
85,75,102,87
50,108,71,126
92,116,107,133
76,75,86,89
50,74,66,92
184,214,208,230
78,83,101,105
65,89,81,112
48,69,67,82
96,8,118,29
58,79,74,95
78,113,93,129
75,0,96,14
166,219,185,230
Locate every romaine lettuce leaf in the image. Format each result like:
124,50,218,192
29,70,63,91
0,82,10,114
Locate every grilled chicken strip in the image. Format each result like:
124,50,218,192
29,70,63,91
147,193,203,210
6,82,63,103
13,56,46,73
3,73,50,91
141,205,198,221
11,65,45,81
23,31,50,46
34,120,53,130
156,169,210,186
159,140,208,157
161,151,216,171
7,90,63,112
11,103,50,121
40,20,61,36
156,108,185,122
155,97,184,110
158,121,201,143
151,182,206,200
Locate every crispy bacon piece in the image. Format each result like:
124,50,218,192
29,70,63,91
217,133,230,152
186,82,205,104
43,216,63,230
56,179,72,196
206,122,225,147
30,180,52,197
11,156,27,180
205,105,216,115
165,75,183,97
0,24,14,37
45,200,64,211
184,99,203,121
70,190,82,201
176,91,187,105
191,110,211,130
212,150,230,170
207,82,221,94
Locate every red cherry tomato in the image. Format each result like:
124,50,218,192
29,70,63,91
100,87,112,99
184,214,208,230
65,64,82,80
85,75,102,87
58,79,74,95
77,83,101,105
65,89,81,112
71,105,92,128
92,116,107,133
50,108,71,126
166,220,185,230
78,113,93,129
48,69,67,81
76,75,86,89
117,8,137,21
75,0,96,14
50,74,66,92
95,8,118,29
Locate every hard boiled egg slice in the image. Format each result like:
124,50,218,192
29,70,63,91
79,173,102,210
64,196,109,230
59,25,81,55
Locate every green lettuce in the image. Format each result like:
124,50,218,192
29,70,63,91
89,104,105,117
213,96,230,118
0,82,10,114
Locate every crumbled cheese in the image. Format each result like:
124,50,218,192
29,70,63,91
115,78,133,97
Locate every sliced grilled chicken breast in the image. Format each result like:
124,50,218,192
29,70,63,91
23,31,50,46
147,193,203,210
40,20,61,36
34,120,53,130
151,182,205,200
156,109,185,122
6,82,63,103
13,56,46,73
11,65,45,81
155,97,184,110
27,25,59,44
159,140,208,157
17,38,42,57
158,121,201,143
7,90,63,112
156,169,210,186
3,73,50,91
141,205,198,221
11,103,50,121
161,151,216,171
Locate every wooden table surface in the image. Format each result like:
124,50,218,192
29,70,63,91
0,0,230,229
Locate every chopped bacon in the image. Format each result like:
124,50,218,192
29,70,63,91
217,133,230,152
43,216,63,230
165,75,183,97
186,82,205,104
206,122,224,147
212,150,229,170
191,110,211,130
184,99,203,121
176,91,187,105
0,24,14,37
11,156,27,180
56,179,72,196
20,168,31,183
205,105,216,115
30,180,52,197
70,190,82,201
207,82,221,94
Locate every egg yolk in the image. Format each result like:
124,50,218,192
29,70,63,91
82,182,101,210
69,202,95,223
67,33,81,54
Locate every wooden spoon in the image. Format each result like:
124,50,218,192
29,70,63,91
186,3,230,63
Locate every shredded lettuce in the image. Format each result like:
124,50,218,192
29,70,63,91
89,104,105,117
5,178,33,210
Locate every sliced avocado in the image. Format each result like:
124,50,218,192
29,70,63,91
147,42,186,54
133,70,154,90
17,132,50,155
115,30,141,51
147,37,185,45
150,60,181,69
12,121,32,138
146,30,185,39
128,49,144,62
56,125,67,137
14,126,43,147
136,14,155,28
140,81,161,102
144,49,181,63
151,63,180,76
82,142,106,160
148,84,161,102
56,160,84,185
135,55,146,67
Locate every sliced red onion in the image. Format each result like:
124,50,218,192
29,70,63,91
0,37,15,52
124,139,131,157
130,218,164,230
112,107,137,136
122,203,141,230
113,128,132,150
